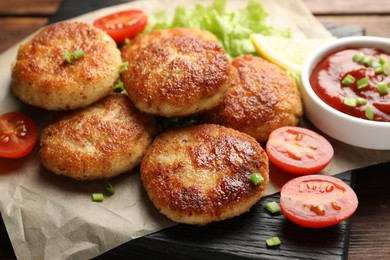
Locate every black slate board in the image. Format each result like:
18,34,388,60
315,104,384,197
96,173,354,260
0,0,366,259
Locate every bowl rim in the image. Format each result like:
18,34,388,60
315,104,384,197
301,35,390,128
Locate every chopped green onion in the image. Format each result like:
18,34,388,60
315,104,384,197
113,79,127,94
119,61,129,74
383,62,390,76
265,201,281,214
104,181,115,195
92,193,104,202
356,77,369,89
266,237,281,247
362,57,373,66
374,64,384,74
353,52,365,63
249,173,264,185
341,74,355,86
72,49,85,59
377,82,389,94
343,97,357,107
379,56,387,65
356,97,368,105
64,49,85,63
124,38,131,45
64,51,72,63
365,106,374,120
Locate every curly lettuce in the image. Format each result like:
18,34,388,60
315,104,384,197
145,0,290,59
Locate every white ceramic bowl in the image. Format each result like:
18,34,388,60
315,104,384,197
301,36,390,150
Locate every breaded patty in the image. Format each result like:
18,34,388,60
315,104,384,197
39,93,157,181
121,28,217,57
12,21,122,110
121,28,231,118
202,55,303,142
140,124,269,225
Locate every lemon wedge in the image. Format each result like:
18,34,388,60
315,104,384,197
250,34,335,75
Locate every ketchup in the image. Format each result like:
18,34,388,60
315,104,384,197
310,47,390,122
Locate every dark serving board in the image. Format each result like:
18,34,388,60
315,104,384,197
96,175,354,260
0,0,369,259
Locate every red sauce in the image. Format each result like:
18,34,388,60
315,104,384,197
310,47,390,122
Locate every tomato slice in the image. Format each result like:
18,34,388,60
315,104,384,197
93,10,148,44
266,126,334,175
280,174,358,228
0,112,38,159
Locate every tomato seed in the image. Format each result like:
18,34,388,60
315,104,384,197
295,133,303,141
326,185,334,192
310,205,325,216
331,201,341,210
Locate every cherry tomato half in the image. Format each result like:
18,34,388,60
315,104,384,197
0,112,38,159
280,174,358,228
93,10,148,44
266,126,334,175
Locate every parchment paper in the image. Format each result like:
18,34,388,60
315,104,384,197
0,0,389,259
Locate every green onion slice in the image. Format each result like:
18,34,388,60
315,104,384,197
249,173,264,185
356,97,368,105
119,61,129,74
353,52,365,63
365,106,374,120
64,51,72,63
356,77,369,89
265,201,281,214
341,74,355,86
374,64,384,74
379,56,387,65
113,79,127,94
72,49,85,59
383,62,390,76
343,97,357,107
377,82,389,94
266,237,281,247
124,38,131,45
104,181,115,195
92,193,104,202
362,57,373,66
64,49,84,63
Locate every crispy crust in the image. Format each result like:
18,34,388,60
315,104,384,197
39,93,157,181
121,28,230,117
12,21,122,110
140,124,269,225
202,55,303,142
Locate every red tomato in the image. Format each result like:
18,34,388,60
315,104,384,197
0,112,38,159
93,10,148,44
280,174,358,228
266,126,333,175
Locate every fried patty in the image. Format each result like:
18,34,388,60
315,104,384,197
12,21,122,110
39,93,157,181
121,28,231,117
202,55,303,142
140,124,269,225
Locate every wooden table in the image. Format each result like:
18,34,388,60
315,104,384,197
0,0,389,259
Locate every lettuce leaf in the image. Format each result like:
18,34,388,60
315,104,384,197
145,0,290,59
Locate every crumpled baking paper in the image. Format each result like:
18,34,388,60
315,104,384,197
0,0,389,259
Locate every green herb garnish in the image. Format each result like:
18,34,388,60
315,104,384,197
265,201,281,214
249,172,264,185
